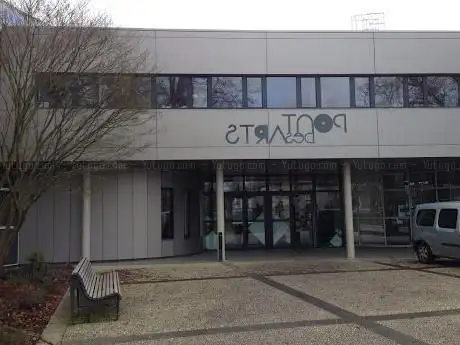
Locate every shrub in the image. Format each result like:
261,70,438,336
25,251,47,282
42,275,61,295
0,326,27,345
11,285,46,311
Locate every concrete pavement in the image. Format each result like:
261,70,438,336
61,252,460,345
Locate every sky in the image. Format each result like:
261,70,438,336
87,0,460,31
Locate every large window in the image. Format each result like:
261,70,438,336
102,75,151,108
320,77,350,107
247,77,263,108
211,77,243,108
408,76,424,107
266,77,297,108
192,77,208,108
374,76,404,107
156,76,190,108
37,74,83,108
354,77,370,107
161,188,174,239
426,76,458,107
300,77,316,107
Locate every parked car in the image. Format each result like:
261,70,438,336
413,201,460,263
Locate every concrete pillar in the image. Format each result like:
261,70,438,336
216,162,226,260
342,161,355,259
82,170,91,259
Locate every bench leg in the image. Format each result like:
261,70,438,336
116,298,120,320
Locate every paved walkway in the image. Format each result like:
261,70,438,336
62,251,460,345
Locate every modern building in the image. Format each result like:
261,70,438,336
7,29,460,264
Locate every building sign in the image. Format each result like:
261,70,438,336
225,113,347,145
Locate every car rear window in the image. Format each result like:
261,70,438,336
416,209,436,227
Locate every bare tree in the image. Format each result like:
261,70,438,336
0,0,155,266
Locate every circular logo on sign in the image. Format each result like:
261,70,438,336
314,114,333,133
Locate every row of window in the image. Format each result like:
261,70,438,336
157,75,460,109
37,73,460,109
416,208,458,229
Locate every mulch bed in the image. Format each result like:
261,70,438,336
0,265,73,345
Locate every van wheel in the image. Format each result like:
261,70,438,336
416,242,434,264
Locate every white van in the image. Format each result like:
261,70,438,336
413,201,460,263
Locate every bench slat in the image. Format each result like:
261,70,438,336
87,272,97,299
108,272,112,295
113,272,120,295
90,275,100,299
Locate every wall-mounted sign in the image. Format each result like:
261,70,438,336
225,113,347,145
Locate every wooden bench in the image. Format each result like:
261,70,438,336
70,257,121,321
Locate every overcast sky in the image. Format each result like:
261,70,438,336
87,0,460,31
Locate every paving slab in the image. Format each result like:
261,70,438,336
232,259,392,276
379,314,460,345
110,324,398,345
272,270,460,316
424,266,460,277
110,262,243,283
62,277,336,342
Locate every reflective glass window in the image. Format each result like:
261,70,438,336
211,77,243,108
192,77,208,108
320,77,350,107
301,77,316,107
354,77,370,107
426,76,458,107
267,77,296,108
374,76,404,107
156,76,190,108
247,77,263,108
408,76,424,107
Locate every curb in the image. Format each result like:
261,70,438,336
38,289,70,345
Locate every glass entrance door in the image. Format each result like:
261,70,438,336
269,195,291,248
292,193,315,248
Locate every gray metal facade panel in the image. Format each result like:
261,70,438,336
52,183,71,262
147,170,162,258
117,172,134,259
18,202,38,263
90,174,104,261
69,176,82,262
102,174,119,260
132,170,148,259
36,190,54,262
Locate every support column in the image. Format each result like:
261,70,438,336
216,162,226,261
342,161,355,259
82,170,91,259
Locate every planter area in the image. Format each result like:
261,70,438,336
0,261,72,345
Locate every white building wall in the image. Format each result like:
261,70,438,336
106,29,460,161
